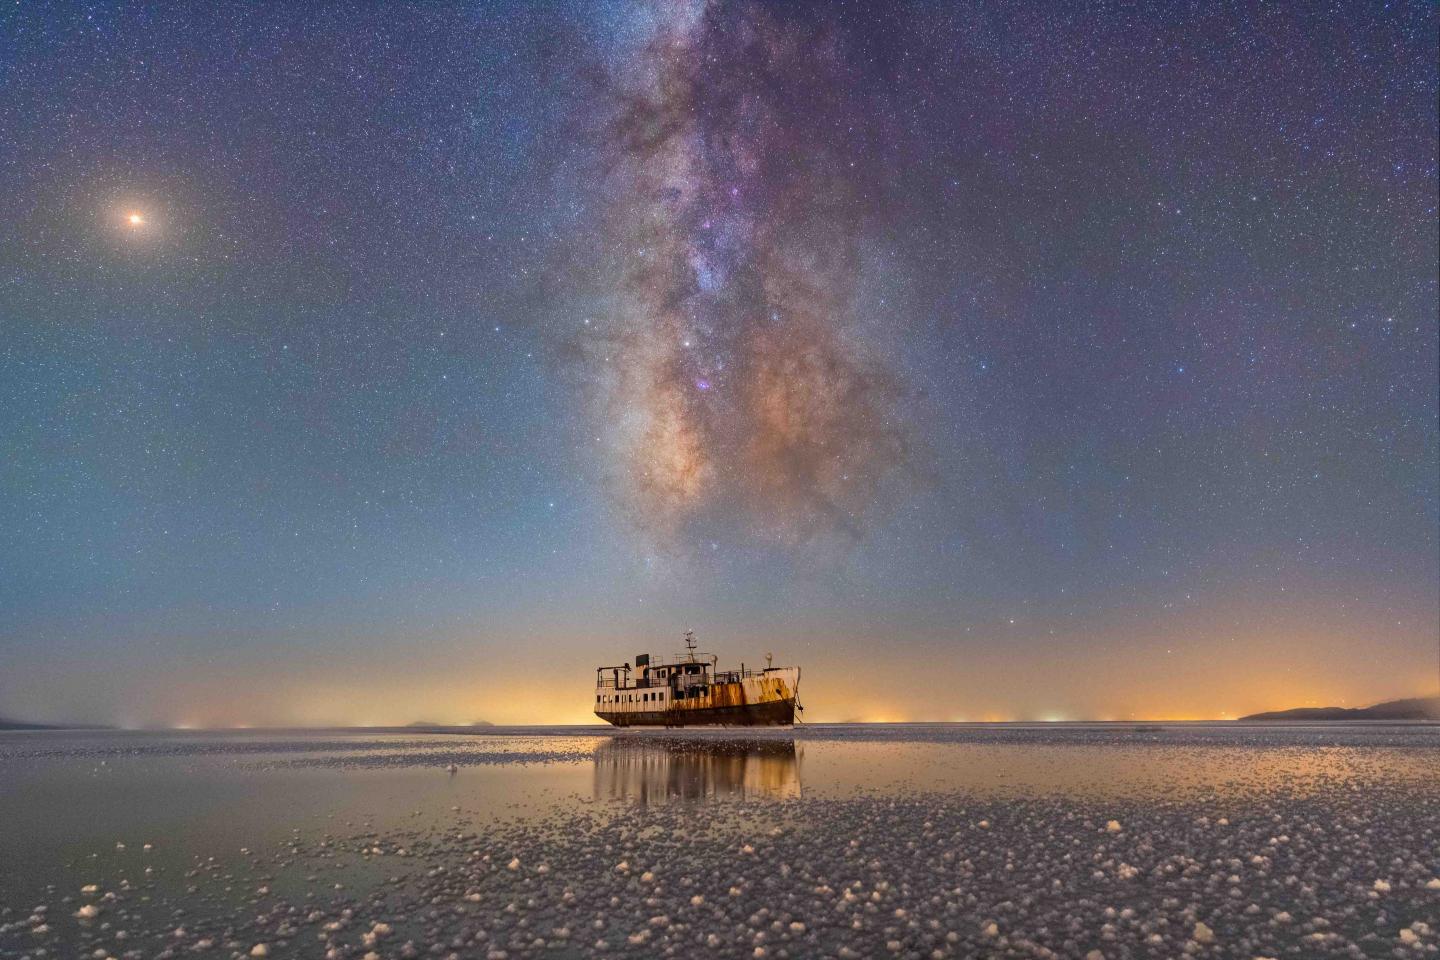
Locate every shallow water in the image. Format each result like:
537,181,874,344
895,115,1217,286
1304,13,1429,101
2,723,1437,958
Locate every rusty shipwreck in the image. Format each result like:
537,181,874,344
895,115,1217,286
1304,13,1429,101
594,631,802,727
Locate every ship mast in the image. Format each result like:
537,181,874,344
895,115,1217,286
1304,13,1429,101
683,629,697,662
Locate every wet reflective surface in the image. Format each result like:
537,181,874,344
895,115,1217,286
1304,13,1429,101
593,736,802,804
2,724,1438,958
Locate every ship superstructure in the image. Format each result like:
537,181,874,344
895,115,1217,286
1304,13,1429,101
594,631,801,728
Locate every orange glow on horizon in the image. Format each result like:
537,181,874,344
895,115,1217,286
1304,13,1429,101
118,666,1437,729
4,587,1434,729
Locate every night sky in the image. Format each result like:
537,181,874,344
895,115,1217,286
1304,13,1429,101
2,1,1436,726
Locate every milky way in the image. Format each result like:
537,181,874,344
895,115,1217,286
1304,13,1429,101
580,2,912,548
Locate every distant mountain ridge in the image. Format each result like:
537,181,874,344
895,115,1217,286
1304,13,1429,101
405,720,495,728
0,717,109,730
1241,696,1440,721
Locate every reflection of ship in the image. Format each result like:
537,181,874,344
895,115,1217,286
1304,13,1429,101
593,737,802,803
594,630,801,727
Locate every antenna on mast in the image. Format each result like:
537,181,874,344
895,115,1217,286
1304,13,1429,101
684,629,697,661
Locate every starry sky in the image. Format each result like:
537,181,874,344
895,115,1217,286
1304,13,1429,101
1,1,1436,726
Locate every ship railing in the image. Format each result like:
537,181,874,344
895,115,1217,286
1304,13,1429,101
594,666,784,689
712,669,771,683
594,677,665,690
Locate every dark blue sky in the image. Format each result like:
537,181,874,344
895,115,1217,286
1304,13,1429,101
1,1,1435,725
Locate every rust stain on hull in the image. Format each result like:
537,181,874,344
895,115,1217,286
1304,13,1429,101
690,678,790,709
597,673,799,728
600,697,796,728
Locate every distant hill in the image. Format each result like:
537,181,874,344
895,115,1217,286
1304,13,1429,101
0,718,53,730
0,716,107,730
406,720,495,728
1242,696,1440,721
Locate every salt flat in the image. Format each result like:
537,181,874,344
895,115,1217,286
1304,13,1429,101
1,724,1436,959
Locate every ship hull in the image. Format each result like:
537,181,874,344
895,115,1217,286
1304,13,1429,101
598,697,795,728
